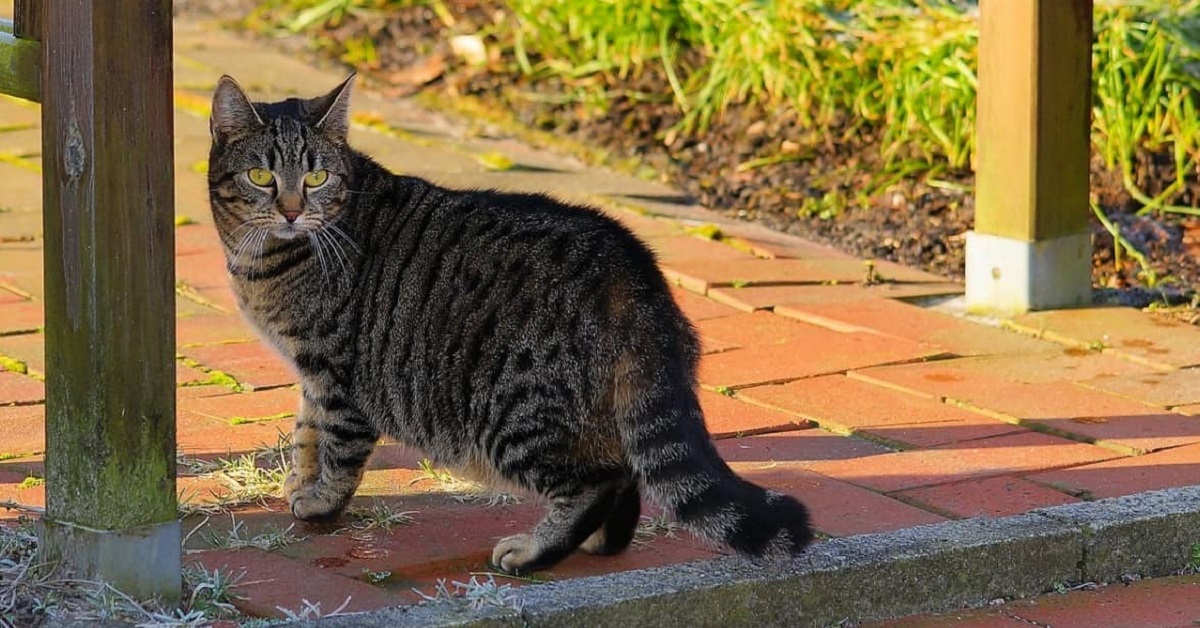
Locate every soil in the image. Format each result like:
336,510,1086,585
177,1,1200,314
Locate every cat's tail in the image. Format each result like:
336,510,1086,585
614,352,813,556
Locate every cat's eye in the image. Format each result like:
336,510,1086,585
304,170,329,188
247,168,274,186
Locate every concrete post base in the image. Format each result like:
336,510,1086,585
40,517,181,605
965,230,1092,316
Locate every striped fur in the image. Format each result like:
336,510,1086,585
207,75,812,574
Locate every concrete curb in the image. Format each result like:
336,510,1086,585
310,486,1200,627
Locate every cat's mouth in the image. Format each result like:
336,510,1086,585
272,221,308,240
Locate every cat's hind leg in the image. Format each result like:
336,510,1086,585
491,474,626,575
284,389,379,521
578,473,640,556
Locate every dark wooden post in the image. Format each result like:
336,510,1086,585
39,0,179,603
966,0,1094,314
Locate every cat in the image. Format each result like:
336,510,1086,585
206,74,812,574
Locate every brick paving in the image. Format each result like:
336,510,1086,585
2,11,1200,625
867,575,1200,628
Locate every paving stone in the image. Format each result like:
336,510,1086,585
896,475,1081,519
804,432,1119,493
998,575,1200,628
0,286,26,304
0,332,42,373
0,96,41,130
669,286,741,322
776,298,1053,356
0,207,41,240
0,470,44,514
182,341,297,390
0,371,42,405
662,258,944,293
179,387,297,426
177,362,211,386
696,310,828,347
177,387,297,456
648,235,757,265
176,222,224,256
602,209,684,240
1011,306,1200,369
0,403,43,455
714,428,894,463
1028,442,1200,500
697,389,809,437
188,547,406,618
716,225,857,260
864,610,1033,628
729,461,947,536
1078,368,1200,408
177,250,232,290
855,350,1149,392
0,245,43,296
739,376,1026,448
177,313,258,347
698,332,945,389
0,300,44,334
697,336,740,356
853,361,1200,453
176,384,237,400
706,282,965,311
178,420,296,460
191,284,240,312
0,163,42,212
0,128,41,156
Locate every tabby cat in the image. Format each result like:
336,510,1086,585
207,74,812,574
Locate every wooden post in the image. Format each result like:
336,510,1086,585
39,0,179,603
966,0,1094,315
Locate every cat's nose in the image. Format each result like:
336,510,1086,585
278,191,304,223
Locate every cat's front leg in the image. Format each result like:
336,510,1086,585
284,387,379,522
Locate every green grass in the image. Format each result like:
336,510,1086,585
259,0,1200,214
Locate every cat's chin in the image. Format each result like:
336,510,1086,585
271,226,306,240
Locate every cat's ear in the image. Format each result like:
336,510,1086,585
311,73,355,142
210,76,263,143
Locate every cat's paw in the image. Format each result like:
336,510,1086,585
287,485,345,522
492,534,542,575
282,469,310,499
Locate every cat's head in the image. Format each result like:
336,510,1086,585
207,75,356,241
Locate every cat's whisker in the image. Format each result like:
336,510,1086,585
252,227,269,278
325,223,362,256
230,225,262,269
308,232,332,285
316,228,352,283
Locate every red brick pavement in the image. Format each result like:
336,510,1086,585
867,575,1200,628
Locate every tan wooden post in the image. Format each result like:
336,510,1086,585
966,0,1094,315
38,0,180,603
